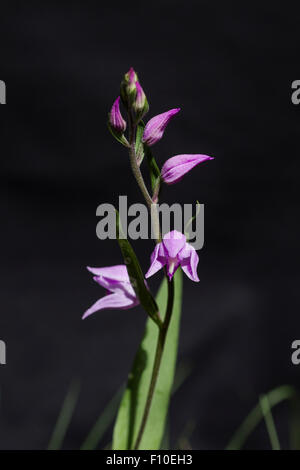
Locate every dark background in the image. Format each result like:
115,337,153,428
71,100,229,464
0,0,300,450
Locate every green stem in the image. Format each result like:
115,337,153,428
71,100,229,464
128,143,153,209
133,277,174,450
128,113,161,243
127,110,174,449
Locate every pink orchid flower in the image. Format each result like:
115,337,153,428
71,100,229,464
145,230,199,282
82,265,139,319
142,108,180,146
161,154,214,184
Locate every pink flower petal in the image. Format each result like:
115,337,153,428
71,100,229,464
162,230,186,258
87,265,129,282
178,243,200,282
82,292,137,319
145,243,166,279
142,108,180,146
161,154,213,184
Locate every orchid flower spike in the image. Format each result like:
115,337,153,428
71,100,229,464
145,230,199,282
109,96,127,134
161,154,214,184
142,108,180,146
82,265,139,319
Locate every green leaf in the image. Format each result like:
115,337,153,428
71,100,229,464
115,210,161,327
112,269,183,450
145,145,161,193
80,360,191,450
226,385,296,450
48,380,80,450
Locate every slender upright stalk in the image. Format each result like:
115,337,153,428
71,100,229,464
134,277,174,450
128,112,161,243
127,112,175,449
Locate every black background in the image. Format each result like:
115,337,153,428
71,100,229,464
0,0,300,450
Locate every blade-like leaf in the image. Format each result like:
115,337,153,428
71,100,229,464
115,210,161,327
80,360,191,450
112,269,183,450
259,394,281,450
48,380,80,450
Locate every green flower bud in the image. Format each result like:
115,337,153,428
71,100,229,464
120,67,138,108
132,81,149,121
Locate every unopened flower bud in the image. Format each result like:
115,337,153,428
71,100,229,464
133,81,149,120
109,96,126,134
120,67,138,107
127,67,138,91
142,108,180,146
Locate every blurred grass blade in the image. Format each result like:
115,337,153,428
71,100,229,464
172,361,193,395
226,385,295,450
259,394,280,450
112,269,183,450
80,386,124,450
115,210,161,327
177,419,196,450
48,380,80,450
